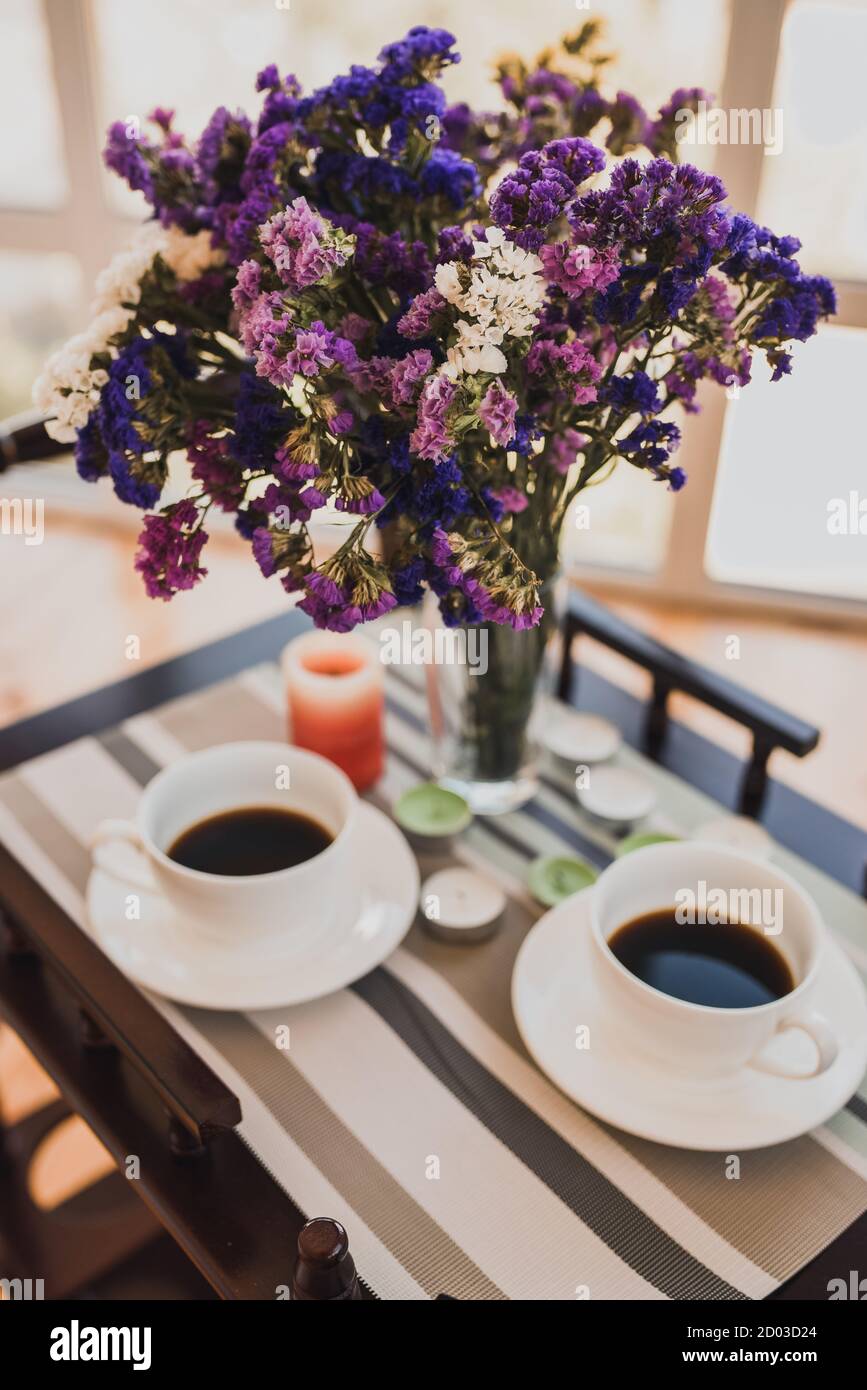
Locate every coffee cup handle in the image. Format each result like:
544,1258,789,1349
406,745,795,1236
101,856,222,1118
748,1010,839,1080
91,819,156,893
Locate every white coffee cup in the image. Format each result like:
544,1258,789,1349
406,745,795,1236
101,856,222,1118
91,741,360,949
590,842,839,1081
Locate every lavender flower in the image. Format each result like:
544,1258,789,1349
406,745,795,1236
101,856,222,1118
540,240,621,298
410,374,458,460
397,286,448,340
259,198,355,293
47,25,833,640
479,380,518,448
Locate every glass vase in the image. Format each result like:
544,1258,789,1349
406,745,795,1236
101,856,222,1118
424,580,561,815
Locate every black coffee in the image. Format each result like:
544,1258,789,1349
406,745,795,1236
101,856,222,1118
608,910,794,1009
167,806,332,876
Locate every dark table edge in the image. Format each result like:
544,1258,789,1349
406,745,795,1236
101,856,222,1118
1,605,866,1303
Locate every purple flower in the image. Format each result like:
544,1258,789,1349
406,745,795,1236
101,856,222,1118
507,414,543,456
197,106,251,203
135,499,208,600
335,487,386,515
298,567,397,631
104,121,154,198
619,418,682,480
437,224,475,263
251,526,278,577
603,369,660,416
275,444,320,481
397,285,447,340
647,87,712,156
569,158,730,263
187,422,244,510
606,91,649,155
479,380,518,448
377,26,459,80
330,409,355,435
74,417,108,484
430,528,542,630
231,258,262,316
490,138,605,251
391,556,427,606
232,370,286,471
419,148,480,210
253,318,357,388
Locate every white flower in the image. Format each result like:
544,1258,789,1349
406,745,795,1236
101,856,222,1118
34,223,225,439
426,227,545,386
162,226,226,282
91,223,166,316
434,261,464,304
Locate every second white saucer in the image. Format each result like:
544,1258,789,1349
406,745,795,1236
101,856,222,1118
512,889,867,1150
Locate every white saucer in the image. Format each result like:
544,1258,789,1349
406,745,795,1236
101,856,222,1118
512,890,867,1150
86,802,419,1010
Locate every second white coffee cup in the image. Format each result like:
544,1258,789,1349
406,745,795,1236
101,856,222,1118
590,842,839,1081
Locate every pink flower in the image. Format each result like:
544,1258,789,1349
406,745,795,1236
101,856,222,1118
491,486,528,513
527,337,601,405
540,240,621,298
550,428,589,474
410,374,457,461
479,379,518,448
390,349,434,406
259,197,353,294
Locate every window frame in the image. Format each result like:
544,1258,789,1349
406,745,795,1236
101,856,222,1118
569,0,867,626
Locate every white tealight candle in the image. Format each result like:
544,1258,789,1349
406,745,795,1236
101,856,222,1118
577,765,657,826
538,700,622,764
690,816,774,859
419,868,506,944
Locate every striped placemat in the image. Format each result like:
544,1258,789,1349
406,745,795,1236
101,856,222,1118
1,655,866,1301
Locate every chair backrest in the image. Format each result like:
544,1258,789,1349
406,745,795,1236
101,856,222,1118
0,410,69,470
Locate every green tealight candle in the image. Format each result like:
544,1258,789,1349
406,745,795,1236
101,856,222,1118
528,854,598,907
615,831,681,858
394,783,472,840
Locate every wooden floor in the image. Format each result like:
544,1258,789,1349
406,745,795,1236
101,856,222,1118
2,503,866,1239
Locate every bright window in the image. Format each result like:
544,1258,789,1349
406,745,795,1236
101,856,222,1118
706,325,867,602
0,0,67,209
756,0,867,282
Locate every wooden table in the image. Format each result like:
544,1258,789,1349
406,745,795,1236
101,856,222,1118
1,599,865,1300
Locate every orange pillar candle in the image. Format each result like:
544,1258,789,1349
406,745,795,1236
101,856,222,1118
281,631,384,791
